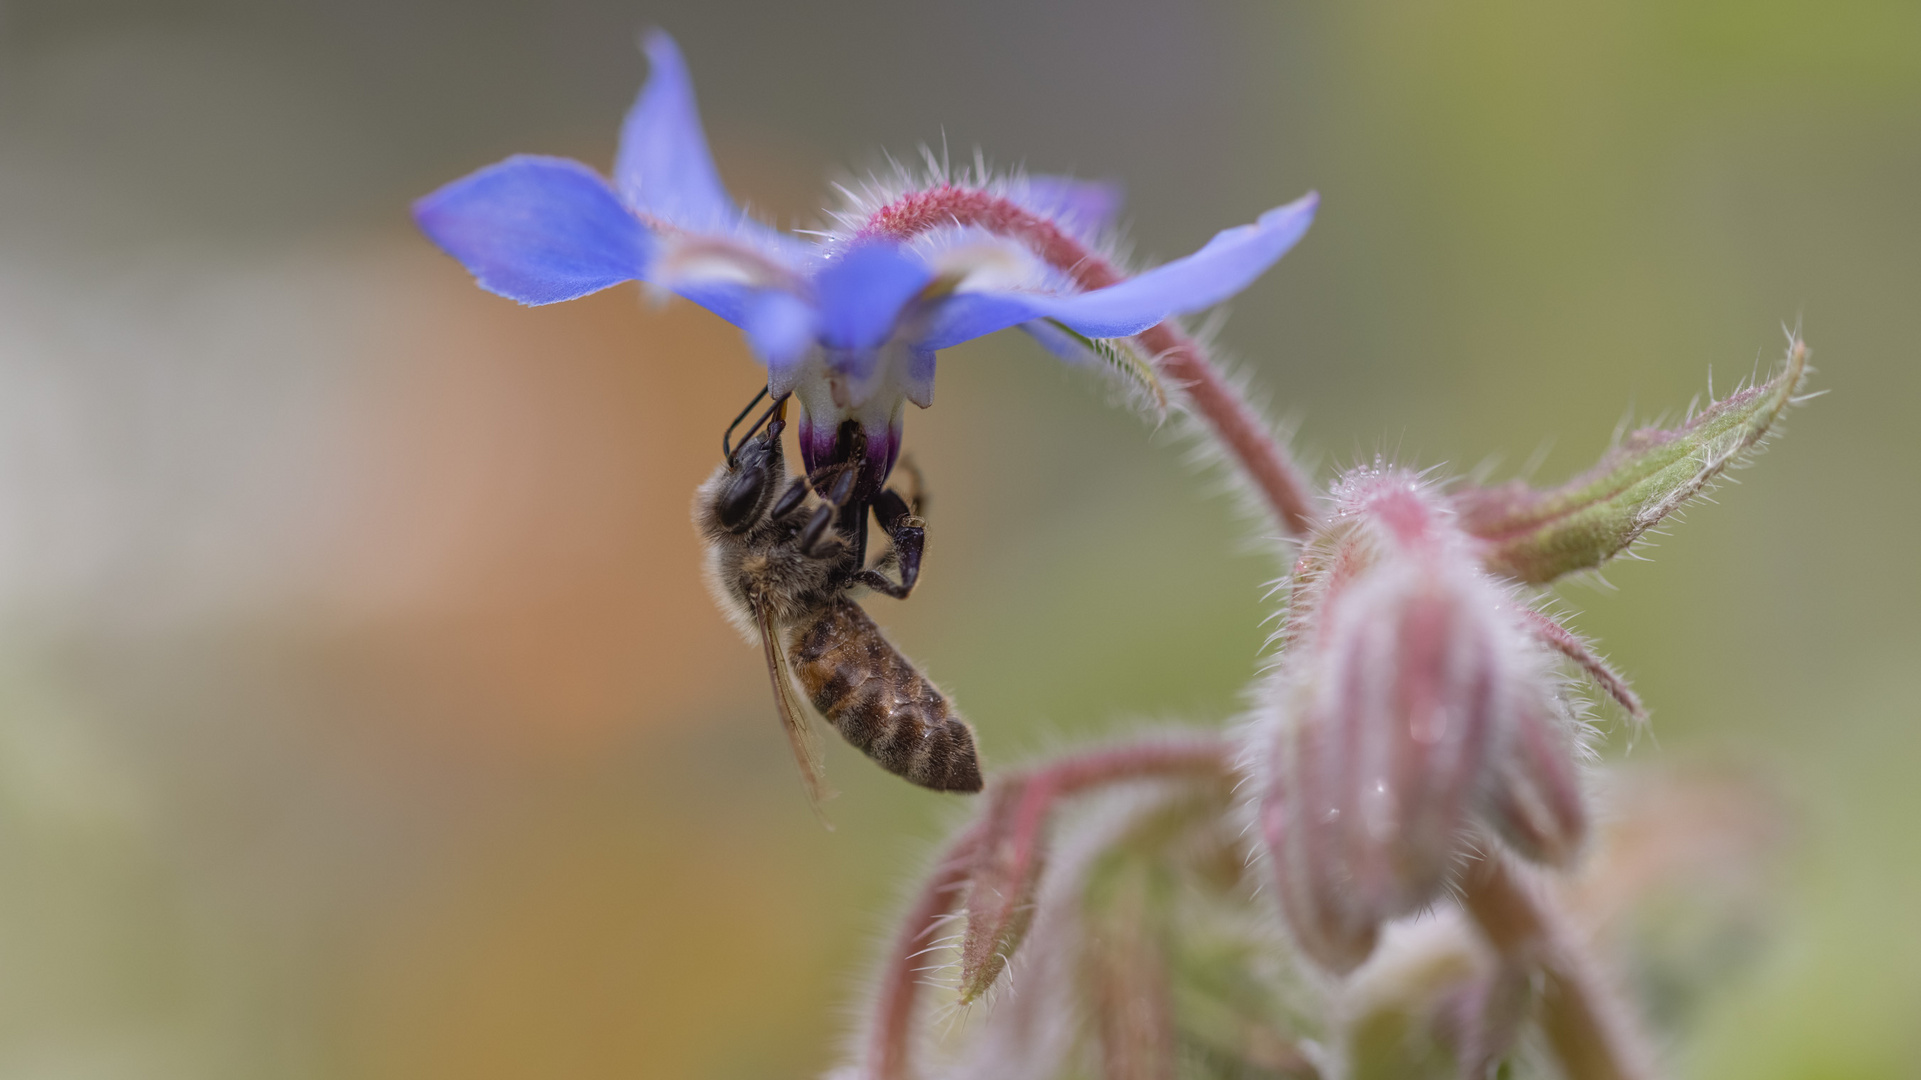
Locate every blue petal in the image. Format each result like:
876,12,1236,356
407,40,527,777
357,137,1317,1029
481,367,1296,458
915,292,1060,352
670,280,758,327
915,193,1319,349
1018,319,1099,364
616,32,738,230
413,155,650,305
903,345,937,408
744,290,819,390
814,244,934,351
1046,194,1318,336
914,290,1052,349
1021,175,1124,239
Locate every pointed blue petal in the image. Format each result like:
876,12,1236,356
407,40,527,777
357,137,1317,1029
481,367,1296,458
1043,192,1319,337
915,292,1049,352
814,244,934,351
616,31,736,229
413,155,650,305
668,281,755,326
913,193,1318,349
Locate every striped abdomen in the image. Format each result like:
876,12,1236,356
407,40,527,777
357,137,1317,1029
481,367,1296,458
791,598,982,793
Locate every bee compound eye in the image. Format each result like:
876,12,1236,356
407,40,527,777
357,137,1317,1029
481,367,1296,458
716,464,769,531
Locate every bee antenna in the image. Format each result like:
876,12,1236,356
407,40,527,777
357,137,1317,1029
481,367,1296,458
722,387,786,465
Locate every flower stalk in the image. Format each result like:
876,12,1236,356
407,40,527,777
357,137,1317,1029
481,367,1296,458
1457,854,1660,1080
865,737,1235,1080
1151,332,1322,538
867,824,982,1080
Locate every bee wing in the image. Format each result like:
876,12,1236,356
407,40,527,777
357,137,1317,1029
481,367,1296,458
756,603,837,825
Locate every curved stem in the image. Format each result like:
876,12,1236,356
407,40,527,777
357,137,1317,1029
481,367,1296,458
1459,853,1660,1080
863,186,1319,538
868,825,981,1080
990,738,1234,944
866,736,1235,1080
1142,325,1319,537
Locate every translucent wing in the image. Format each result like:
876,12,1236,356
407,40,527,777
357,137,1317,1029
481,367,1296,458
756,602,836,825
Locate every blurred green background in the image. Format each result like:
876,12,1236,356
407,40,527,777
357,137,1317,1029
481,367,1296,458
0,1,1915,1077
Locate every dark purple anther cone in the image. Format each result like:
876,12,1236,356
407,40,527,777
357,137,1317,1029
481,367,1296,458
798,417,899,507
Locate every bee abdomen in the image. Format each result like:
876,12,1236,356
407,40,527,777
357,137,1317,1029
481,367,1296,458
793,600,983,794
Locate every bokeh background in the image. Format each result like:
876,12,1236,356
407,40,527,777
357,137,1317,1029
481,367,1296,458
1,1,1916,1077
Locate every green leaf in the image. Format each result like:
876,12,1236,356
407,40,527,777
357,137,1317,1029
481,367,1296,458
1452,340,1813,584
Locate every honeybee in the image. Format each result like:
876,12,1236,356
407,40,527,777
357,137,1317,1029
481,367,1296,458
695,394,982,811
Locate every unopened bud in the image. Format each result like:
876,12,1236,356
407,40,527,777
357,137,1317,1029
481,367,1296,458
1453,339,1811,584
1258,471,1592,973
1265,564,1500,969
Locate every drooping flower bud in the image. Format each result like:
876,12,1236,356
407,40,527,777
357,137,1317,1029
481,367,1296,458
1453,339,1811,584
1257,470,1591,973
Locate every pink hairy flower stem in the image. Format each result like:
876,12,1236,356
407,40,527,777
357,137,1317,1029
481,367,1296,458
860,186,1320,538
867,736,1233,1080
1459,853,1660,1080
987,737,1234,943
868,823,983,1080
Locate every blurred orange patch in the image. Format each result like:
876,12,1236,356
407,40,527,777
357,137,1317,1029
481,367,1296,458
314,248,766,757
349,808,833,1080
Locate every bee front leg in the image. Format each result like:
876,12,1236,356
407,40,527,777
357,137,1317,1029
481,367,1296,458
853,488,924,600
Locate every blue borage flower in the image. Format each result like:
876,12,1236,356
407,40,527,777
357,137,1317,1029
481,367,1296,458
414,31,1317,497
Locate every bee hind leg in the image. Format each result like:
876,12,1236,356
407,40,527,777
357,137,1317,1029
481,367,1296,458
852,488,924,599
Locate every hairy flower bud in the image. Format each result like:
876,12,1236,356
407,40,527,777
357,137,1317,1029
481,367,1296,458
1257,471,1592,973
1453,339,1811,584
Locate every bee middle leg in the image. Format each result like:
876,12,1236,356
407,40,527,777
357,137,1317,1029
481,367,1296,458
795,461,863,558
852,487,925,600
